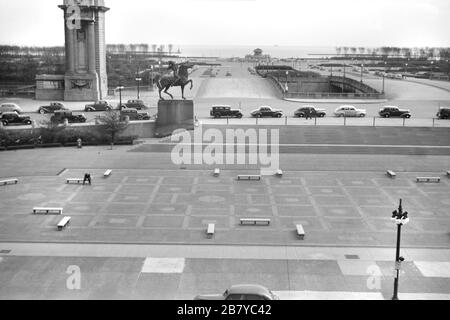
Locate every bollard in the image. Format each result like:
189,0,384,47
403,117,405,127
256,117,258,125
227,117,229,125
77,138,82,149
432,118,435,127
373,117,376,127
285,116,288,126
314,116,317,126
344,116,347,126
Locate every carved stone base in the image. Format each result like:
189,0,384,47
155,100,194,137
63,73,99,101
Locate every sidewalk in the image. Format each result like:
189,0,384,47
2,242,450,262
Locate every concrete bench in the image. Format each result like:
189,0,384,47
33,207,63,215
0,178,18,186
240,218,271,226
386,170,396,178
237,175,261,181
57,216,71,231
207,223,215,238
416,177,440,183
213,168,220,177
104,170,112,177
296,224,305,240
66,178,84,184
275,169,283,177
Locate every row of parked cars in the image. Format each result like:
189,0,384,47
0,100,153,126
210,105,447,119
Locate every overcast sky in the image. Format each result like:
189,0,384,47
0,0,449,47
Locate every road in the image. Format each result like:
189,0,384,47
1,62,450,127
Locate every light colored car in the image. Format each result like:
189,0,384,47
334,105,366,117
0,103,23,115
194,284,279,300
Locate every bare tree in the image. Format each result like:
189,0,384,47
95,110,128,149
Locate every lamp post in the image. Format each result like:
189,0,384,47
360,63,364,83
149,65,154,89
342,63,346,93
405,63,408,76
391,199,409,300
117,85,124,109
135,77,142,99
446,59,449,81
285,71,289,93
430,61,434,80
382,61,387,94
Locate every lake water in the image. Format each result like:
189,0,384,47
177,45,336,59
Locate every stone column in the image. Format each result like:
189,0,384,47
87,21,96,74
65,24,75,73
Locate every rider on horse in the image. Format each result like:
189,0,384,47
167,61,181,86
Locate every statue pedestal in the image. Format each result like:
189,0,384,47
155,100,194,137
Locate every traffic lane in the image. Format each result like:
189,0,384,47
194,98,445,119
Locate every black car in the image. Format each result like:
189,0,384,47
51,110,87,124
120,109,151,121
1,112,32,126
85,101,113,112
379,106,411,118
436,107,450,119
250,106,283,118
38,102,68,114
210,105,243,118
294,106,326,118
121,100,149,111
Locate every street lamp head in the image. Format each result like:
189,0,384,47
392,210,398,219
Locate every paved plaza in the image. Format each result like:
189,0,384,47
0,144,450,299
1,168,449,247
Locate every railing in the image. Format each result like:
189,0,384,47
284,92,384,99
198,116,450,128
329,76,381,94
264,73,384,100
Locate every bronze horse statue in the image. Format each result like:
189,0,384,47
154,61,194,100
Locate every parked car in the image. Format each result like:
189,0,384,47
210,105,243,118
1,112,32,126
194,284,279,301
38,102,68,114
251,106,283,118
294,106,326,118
121,100,149,111
436,107,450,119
85,100,113,112
120,109,151,121
0,103,23,115
379,106,411,118
334,105,366,117
51,110,87,124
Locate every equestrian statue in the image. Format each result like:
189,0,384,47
154,61,194,100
